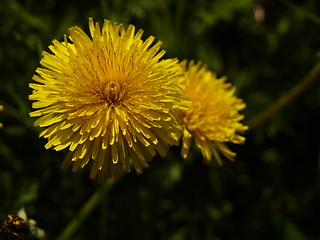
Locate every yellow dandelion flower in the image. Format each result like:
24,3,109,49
0,215,31,240
0,105,3,128
176,60,248,164
29,18,185,180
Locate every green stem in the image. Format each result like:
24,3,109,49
248,62,320,129
10,0,47,31
56,179,116,240
282,0,320,26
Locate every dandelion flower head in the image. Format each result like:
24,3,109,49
29,18,185,181
176,60,248,164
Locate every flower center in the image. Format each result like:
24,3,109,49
100,81,125,105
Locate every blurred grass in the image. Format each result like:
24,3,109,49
1,0,320,239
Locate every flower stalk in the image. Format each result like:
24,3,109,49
57,179,116,240
248,61,320,129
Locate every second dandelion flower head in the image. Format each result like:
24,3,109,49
175,60,248,164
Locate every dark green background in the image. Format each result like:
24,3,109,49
1,0,320,239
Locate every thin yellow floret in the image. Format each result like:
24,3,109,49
0,105,3,128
